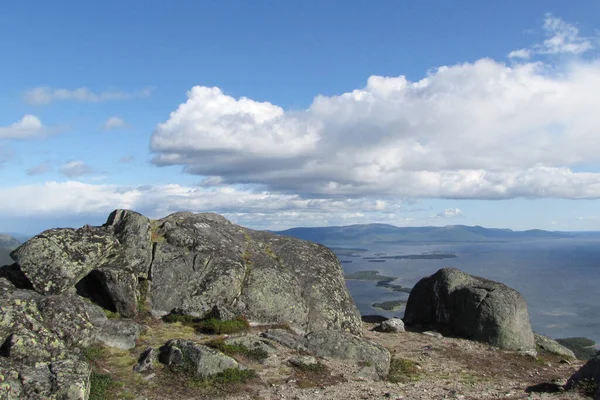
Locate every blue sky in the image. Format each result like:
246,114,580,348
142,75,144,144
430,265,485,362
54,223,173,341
1,1,600,234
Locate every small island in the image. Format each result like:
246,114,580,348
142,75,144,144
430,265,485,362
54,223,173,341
368,259,387,263
376,280,412,293
372,300,407,311
344,270,397,281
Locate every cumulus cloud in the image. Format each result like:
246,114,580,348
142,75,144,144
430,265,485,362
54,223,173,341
59,161,94,178
103,116,128,130
0,115,47,139
151,58,600,200
24,87,153,105
509,14,593,58
27,162,53,176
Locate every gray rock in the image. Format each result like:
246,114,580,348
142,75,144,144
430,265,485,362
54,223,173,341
38,293,96,347
355,365,380,381
133,347,157,373
565,352,600,398
261,328,309,352
404,268,535,351
534,333,576,360
377,318,405,333
288,355,319,369
12,210,361,333
11,227,117,295
95,319,142,350
158,339,243,378
0,350,90,400
305,330,391,378
422,331,443,339
223,335,277,354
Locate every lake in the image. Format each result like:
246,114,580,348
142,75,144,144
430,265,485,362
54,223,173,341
335,237,600,346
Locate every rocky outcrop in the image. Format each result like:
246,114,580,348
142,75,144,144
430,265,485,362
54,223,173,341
404,268,534,351
534,333,576,360
0,278,92,399
10,209,361,335
305,330,391,378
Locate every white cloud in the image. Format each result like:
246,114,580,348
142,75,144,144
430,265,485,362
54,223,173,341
24,87,153,105
103,116,128,130
508,14,593,58
59,161,93,178
438,208,463,218
0,181,413,229
538,14,592,55
0,115,46,139
151,58,600,200
508,48,531,59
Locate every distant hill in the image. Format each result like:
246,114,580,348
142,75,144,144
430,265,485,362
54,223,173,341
274,224,574,245
0,234,20,266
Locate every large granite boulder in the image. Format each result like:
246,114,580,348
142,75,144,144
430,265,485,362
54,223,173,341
404,268,534,351
10,209,361,334
534,333,576,360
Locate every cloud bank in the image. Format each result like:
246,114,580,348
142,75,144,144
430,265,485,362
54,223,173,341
151,57,600,199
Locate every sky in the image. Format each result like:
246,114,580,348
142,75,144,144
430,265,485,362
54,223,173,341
1,1,600,234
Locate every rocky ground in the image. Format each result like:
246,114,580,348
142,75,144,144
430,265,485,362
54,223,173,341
88,319,590,400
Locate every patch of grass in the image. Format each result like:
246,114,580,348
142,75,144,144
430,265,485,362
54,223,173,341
150,221,165,243
206,339,269,362
188,368,257,389
137,278,150,315
82,344,105,362
139,320,196,348
388,358,421,383
103,309,120,319
197,317,250,335
89,372,115,400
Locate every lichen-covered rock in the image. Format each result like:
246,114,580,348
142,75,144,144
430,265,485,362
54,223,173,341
12,210,361,334
38,293,96,347
305,330,391,378
534,333,576,360
147,211,361,334
133,347,157,373
0,357,90,400
223,335,277,355
158,339,243,378
11,227,117,295
404,268,535,351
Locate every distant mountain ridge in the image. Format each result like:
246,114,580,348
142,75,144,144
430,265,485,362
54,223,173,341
274,224,578,245
0,234,20,266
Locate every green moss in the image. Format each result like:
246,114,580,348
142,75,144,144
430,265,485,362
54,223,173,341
206,339,269,361
388,358,421,383
150,221,165,243
103,309,120,319
89,372,114,400
198,317,250,335
82,344,105,362
572,378,599,397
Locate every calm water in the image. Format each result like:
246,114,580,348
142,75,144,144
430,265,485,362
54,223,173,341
335,238,600,345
